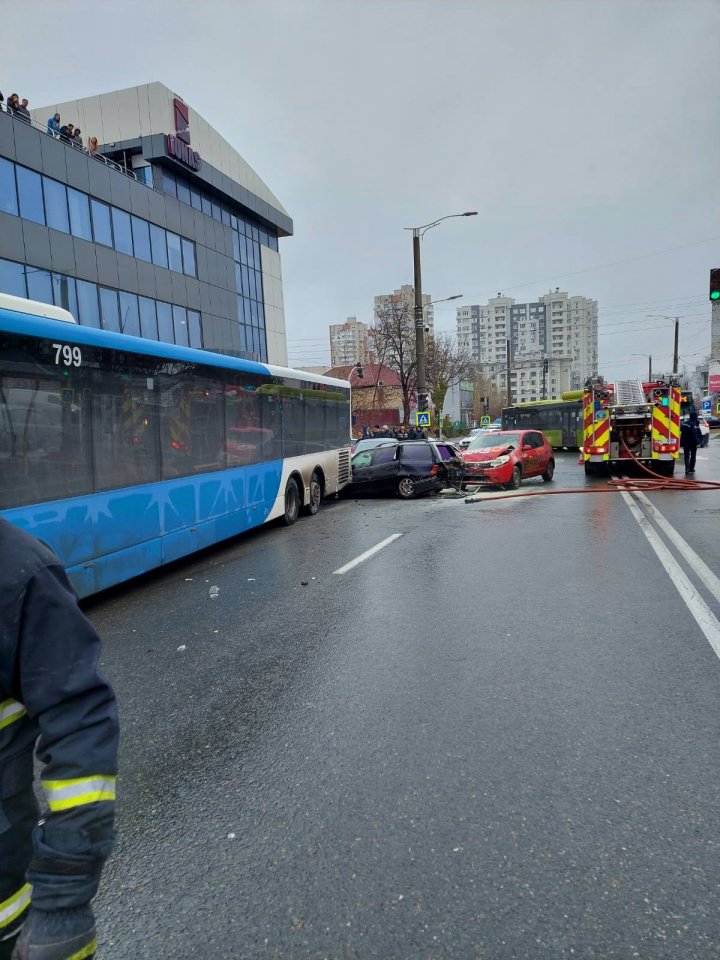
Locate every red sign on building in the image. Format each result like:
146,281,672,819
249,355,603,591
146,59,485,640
708,373,720,393
166,97,201,171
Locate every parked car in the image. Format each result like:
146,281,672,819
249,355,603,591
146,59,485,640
348,440,465,498
457,426,501,449
696,415,711,447
461,429,555,490
703,410,720,429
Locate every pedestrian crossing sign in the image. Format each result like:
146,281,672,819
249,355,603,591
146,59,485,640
416,411,430,427
480,416,490,425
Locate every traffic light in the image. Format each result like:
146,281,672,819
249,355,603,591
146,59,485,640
710,268,720,302
354,363,364,379
543,358,549,373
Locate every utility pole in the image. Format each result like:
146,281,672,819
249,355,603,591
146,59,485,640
506,339,512,407
412,230,426,414
649,356,652,382
672,318,679,376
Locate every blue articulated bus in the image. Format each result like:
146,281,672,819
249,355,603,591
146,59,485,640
0,294,351,597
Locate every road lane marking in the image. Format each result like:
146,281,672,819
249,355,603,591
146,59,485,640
619,490,720,660
333,534,403,575
630,489,720,604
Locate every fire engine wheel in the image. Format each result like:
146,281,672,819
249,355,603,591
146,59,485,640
542,459,555,482
584,462,602,477
397,477,416,499
506,466,522,490
283,478,300,525
304,472,322,515
655,460,676,477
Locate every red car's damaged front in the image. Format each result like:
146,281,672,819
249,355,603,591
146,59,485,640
461,429,555,489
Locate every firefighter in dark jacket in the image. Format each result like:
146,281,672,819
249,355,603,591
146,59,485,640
0,519,118,960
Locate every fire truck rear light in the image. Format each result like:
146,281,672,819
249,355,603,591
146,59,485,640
587,445,608,454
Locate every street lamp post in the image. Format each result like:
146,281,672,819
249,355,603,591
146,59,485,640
632,353,652,382
405,212,477,420
647,314,680,376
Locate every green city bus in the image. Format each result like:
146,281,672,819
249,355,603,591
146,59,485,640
501,393,583,449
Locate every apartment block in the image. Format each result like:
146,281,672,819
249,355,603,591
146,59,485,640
329,316,371,367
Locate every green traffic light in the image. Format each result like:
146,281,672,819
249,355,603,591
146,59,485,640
711,290,720,300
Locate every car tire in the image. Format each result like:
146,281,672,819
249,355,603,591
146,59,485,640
282,478,300,525
542,459,555,482
397,477,416,499
304,471,322,516
506,465,522,490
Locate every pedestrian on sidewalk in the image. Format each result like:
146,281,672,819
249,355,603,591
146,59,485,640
0,520,119,960
680,411,702,475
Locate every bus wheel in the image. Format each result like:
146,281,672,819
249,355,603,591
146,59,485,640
304,472,322,516
283,479,300,525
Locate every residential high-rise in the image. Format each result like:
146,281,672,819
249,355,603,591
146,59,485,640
374,284,434,337
457,288,598,401
329,316,370,367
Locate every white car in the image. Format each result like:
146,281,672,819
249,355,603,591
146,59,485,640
457,426,501,449
697,415,710,447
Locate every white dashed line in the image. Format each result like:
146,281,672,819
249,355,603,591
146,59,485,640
333,534,403,575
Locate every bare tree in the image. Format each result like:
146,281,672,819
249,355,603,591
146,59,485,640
425,333,475,431
370,300,417,423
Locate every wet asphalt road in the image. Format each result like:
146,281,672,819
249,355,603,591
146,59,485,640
85,442,720,960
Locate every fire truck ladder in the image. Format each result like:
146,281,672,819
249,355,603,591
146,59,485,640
614,379,646,406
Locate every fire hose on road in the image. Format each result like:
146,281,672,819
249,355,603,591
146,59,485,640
464,441,720,504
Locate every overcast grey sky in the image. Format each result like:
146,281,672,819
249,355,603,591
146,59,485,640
6,0,718,380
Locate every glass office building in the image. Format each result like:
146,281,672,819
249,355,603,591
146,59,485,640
0,82,293,363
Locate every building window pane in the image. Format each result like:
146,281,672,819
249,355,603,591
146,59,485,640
161,168,177,197
26,267,52,304
76,279,100,327
176,178,190,205
232,232,240,262
201,194,212,216
0,158,18,216
90,199,113,247
150,224,168,269
135,166,153,187
166,232,183,273
99,286,120,332
67,188,92,240
131,216,152,262
112,208,133,257
0,257,27,297
187,310,202,349
119,291,140,337
139,296,158,339
156,301,174,343
181,238,196,277
190,186,202,210
51,273,77,316
221,208,231,226
16,167,45,225
173,304,189,347
42,177,69,233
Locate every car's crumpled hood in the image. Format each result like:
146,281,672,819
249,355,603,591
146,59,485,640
462,445,513,462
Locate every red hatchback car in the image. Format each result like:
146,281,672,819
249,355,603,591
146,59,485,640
461,429,555,489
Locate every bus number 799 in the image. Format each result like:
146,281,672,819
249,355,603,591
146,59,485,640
52,343,82,367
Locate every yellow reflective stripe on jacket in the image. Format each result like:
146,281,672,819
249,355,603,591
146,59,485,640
42,775,116,812
68,937,98,960
0,883,31,929
0,698,26,731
